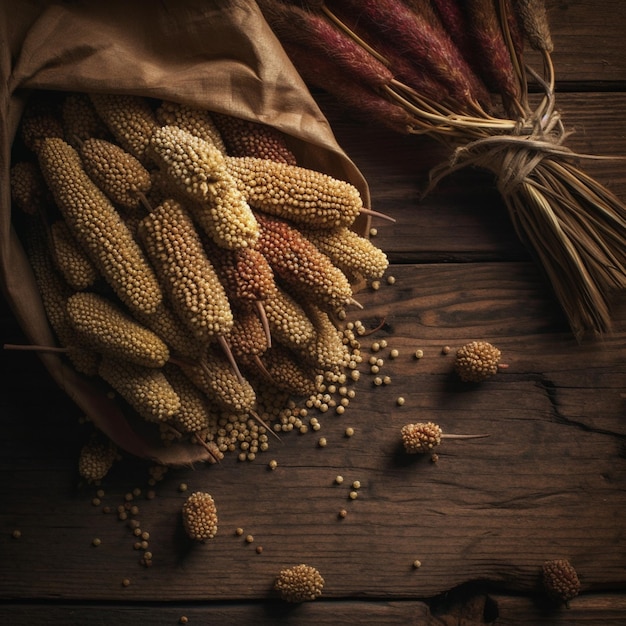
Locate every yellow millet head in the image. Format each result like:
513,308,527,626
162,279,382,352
401,422,443,454
454,341,501,382
182,492,218,541
274,564,324,603
78,437,117,482
80,138,152,210
542,559,581,604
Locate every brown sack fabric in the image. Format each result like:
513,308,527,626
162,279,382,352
0,0,369,465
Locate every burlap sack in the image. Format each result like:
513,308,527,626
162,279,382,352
0,0,370,465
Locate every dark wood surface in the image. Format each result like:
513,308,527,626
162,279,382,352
2,2,626,624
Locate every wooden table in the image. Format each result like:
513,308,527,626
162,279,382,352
1,2,625,623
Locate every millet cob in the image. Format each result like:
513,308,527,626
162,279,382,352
66,291,170,368
149,125,259,250
37,137,163,316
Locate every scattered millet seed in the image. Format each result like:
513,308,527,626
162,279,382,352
96,489,105,498
383,376,391,385
386,275,396,285
124,493,133,502
128,519,140,530
268,459,278,470
146,490,156,500
371,342,380,352
349,491,358,500
102,506,111,514
140,540,149,550
132,488,141,497
396,397,405,406
414,349,424,359
144,551,153,560
179,617,189,624
370,365,380,374
92,538,101,547
431,454,439,463
178,483,188,492
130,505,139,516
141,531,150,541
380,339,388,349
352,480,361,489
134,542,142,550
413,560,422,569
369,227,378,237
373,376,383,386
350,370,360,381
12,530,21,539
390,349,399,359
245,534,254,543
336,405,346,415
345,427,354,437
92,498,101,507
338,509,347,519
121,578,131,587
442,346,451,355
118,511,128,521
335,475,344,485
256,545,264,554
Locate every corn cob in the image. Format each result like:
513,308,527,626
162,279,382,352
255,213,354,312
163,365,214,433
212,113,297,165
155,100,226,153
259,345,318,396
263,285,316,350
61,92,111,148
137,199,234,341
25,225,99,376
303,226,389,281
10,161,51,215
226,155,364,229
98,356,180,423
66,292,170,368
79,138,152,211
49,220,99,290
37,137,162,315
89,93,158,162
149,125,259,250
180,348,256,414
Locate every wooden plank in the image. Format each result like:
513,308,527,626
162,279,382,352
2,594,625,625
544,0,626,83
1,263,625,604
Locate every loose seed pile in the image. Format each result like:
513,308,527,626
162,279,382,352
10,91,389,463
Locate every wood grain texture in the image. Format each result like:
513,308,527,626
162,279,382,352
1,1,626,624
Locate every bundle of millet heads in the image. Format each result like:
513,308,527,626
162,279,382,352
258,0,626,340
10,91,389,463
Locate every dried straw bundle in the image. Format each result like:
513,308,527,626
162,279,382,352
258,0,626,339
